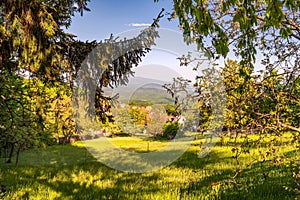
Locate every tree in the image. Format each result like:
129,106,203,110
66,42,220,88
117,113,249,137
72,10,165,133
162,0,300,138
0,0,163,120
161,0,300,70
191,59,300,188
221,60,257,134
0,0,91,78
113,106,144,135
146,105,167,137
0,72,54,164
160,0,300,140
0,0,165,163
0,0,92,164
159,0,300,190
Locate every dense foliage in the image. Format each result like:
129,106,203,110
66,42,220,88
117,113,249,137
0,0,164,164
162,0,300,193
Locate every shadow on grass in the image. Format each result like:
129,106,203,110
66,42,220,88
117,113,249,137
39,164,162,199
171,148,295,200
0,138,297,199
0,143,164,199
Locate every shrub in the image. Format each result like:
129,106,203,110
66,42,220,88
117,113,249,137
163,122,179,139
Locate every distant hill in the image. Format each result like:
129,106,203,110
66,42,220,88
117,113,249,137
103,77,174,104
123,76,169,89
130,85,175,104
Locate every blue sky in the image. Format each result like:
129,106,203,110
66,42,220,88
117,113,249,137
68,0,179,41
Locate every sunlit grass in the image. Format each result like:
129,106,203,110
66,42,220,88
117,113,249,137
0,133,298,199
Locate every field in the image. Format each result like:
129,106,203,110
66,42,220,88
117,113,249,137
0,134,299,200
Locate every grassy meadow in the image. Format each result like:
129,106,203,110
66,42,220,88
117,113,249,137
0,134,299,200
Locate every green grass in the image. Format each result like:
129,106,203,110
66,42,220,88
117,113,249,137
0,135,299,200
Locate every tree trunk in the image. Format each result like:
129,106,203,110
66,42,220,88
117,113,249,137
6,143,14,163
15,144,23,166
227,127,231,136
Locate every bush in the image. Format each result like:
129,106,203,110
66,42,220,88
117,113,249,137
163,122,179,139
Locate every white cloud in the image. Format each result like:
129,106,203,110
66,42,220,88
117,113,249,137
128,23,151,27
